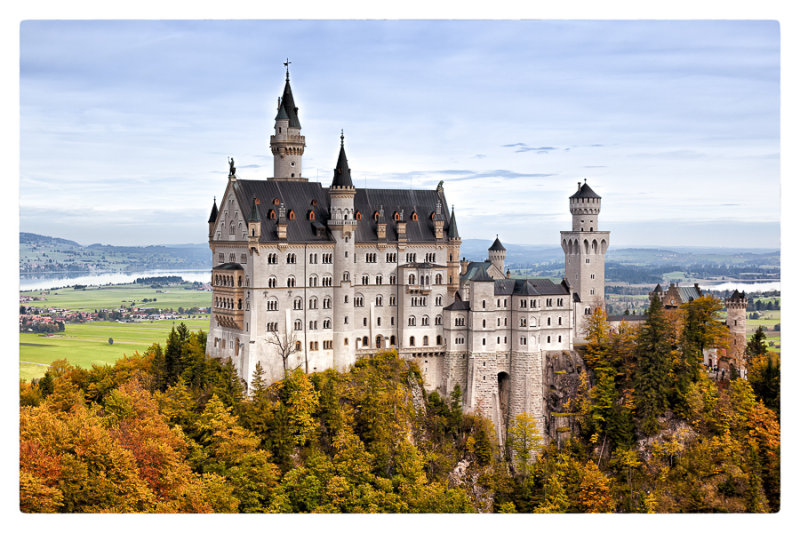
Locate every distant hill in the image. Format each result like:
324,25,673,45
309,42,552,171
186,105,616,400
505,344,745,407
20,233,210,274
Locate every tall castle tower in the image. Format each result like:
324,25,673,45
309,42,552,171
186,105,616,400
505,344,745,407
328,132,358,371
725,290,748,371
560,180,610,341
269,63,306,181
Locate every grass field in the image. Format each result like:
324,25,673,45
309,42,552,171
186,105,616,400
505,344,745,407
20,318,210,381
21,283,211,312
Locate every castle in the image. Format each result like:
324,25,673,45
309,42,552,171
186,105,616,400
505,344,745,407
206,68,609,438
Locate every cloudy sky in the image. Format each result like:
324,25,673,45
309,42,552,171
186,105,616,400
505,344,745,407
19,20,780,248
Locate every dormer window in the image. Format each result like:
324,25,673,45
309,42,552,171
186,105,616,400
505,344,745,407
288,210,295,220
411,211,418,221
268,210,276,220
355,211,362,221
273,198,280,206
308,210,315,221
374,211,380,221
393,211,400,221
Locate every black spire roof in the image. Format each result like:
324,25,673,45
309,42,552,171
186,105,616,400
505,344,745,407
447,206,460,239
489,236,506,252
331,133,353,188
208,197,218,223
248,196,261,223
570,181,601,199
275,78,301,129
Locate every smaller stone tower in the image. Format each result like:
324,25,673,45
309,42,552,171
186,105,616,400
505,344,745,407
447,206,462,296
270,64,306,181
488,236,507,276
726,290,748,371
560,180,610,342
208,197,218,241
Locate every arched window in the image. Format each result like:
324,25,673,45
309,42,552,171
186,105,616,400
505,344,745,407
411,211,418,221
288,210,295,220
423,335,429,346
390,335,396,345
435,315,442,325
422,316,429,326
355,211,362,220
409,316,416,326
375,335,382,349
409,274,416,284
293,297,303,310
362,336,369,347
393,211,400,221
436,335,442,345
308,210,315,221
435,273,443,284
294,320,302,330
409,336,415,346
287,276,296,288
273,197,280,206
268,209,276,220
268,276,277,288
376,295,383,306
374,211,380,221
343,271,350,282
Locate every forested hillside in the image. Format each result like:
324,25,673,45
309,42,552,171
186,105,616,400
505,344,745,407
20,298,779,513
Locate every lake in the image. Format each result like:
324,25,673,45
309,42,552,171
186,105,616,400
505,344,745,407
19,269,211,291
697,281,781,293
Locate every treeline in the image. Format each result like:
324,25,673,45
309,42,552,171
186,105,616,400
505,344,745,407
605,263,779,285
20,303,780,513
134,276,184,285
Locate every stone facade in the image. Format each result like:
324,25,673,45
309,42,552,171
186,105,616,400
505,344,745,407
206,69,609,442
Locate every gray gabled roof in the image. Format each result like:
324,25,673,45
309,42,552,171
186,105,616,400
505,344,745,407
213,262,244,271
230,179,455,244
443,292,470,311
570,182,601,199
494,278,569,296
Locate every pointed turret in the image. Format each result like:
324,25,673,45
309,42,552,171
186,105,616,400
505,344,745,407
488,234,506,274
248,196,261,223
275,76,301,129
447,206,460,240
489,236,506,252
269,62,306,181
208,197,218,223
208,197,218,240
331,131,354,189
247,196,262,243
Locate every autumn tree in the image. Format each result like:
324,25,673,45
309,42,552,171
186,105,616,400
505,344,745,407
577,460,613,512
506,412,543,479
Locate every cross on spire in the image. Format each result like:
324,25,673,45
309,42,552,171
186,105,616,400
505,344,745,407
283,58,291,80
340,129,345,146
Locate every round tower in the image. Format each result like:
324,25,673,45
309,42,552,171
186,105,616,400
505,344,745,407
726,290,748,363
269,64,306,181
560,180,610,342
488,235,506,275
569,180,602,232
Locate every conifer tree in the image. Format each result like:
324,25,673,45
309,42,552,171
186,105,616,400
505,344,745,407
633,294,673,435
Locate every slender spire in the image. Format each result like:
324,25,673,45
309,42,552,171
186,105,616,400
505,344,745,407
447,205,460,239
283,57,291,80
248,196,261,223
331,131,353,188
275,65,300,128
208,197,218,223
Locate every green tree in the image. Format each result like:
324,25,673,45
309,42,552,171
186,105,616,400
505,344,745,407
633,294,673,435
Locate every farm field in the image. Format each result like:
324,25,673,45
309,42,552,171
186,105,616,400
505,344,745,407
21,283,211,312
20,318,210,381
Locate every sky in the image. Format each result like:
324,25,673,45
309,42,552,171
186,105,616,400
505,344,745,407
19,20,781,248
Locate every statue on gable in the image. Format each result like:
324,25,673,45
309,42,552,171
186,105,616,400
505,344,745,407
228,157,236,176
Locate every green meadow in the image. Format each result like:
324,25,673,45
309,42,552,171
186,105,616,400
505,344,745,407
20,318,210,381
21,283,211,312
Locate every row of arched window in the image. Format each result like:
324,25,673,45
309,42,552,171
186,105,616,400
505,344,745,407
562,237,608,255
407,315,443,326
214,273,241,287
215,297,242,310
